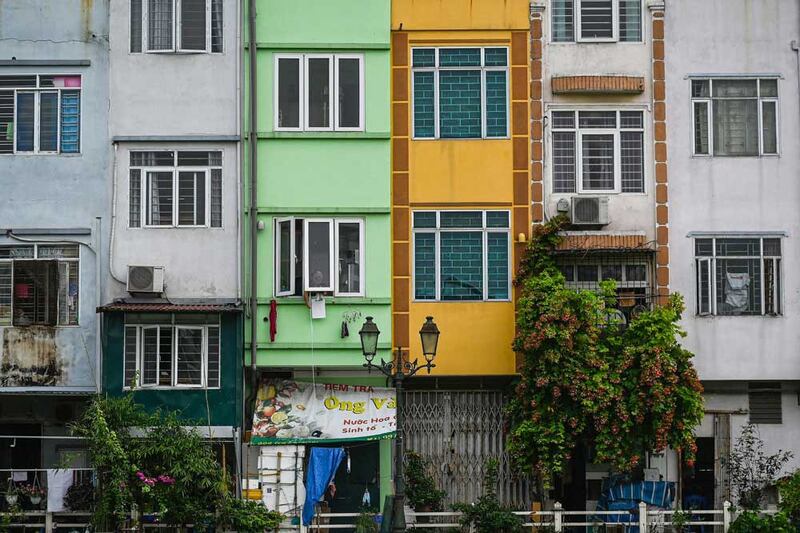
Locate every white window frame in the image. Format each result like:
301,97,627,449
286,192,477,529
274,53,365,132
575,0,618,43
131,151,222,229
140,0,214,54
1,75,82,156
334,218,366,297
411,47,510,140
126,323,219,389
550,109,645,194
551,0,642,44
411,211,512,302
273,217,365,297
690,77,780,157
694,236,782,316
0,244,80,327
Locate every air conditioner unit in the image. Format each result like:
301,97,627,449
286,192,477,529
127,265,165,294
571,196,610,226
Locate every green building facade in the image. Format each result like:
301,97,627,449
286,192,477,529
244,0,394,510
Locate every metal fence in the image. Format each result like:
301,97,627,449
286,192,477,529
308,501,772,532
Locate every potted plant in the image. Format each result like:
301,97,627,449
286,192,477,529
4,479,19,507
404,451,446,512
19,483,46,507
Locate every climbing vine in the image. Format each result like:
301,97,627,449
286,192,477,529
507,215,704,487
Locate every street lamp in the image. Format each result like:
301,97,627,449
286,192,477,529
358,316,440,533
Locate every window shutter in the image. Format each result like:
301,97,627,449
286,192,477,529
130,0,143,53
413,233,436,300
130,169,142,228
210,0,223,52
207,326,220,388
124,326,138,388
748,383,782,424
210,168,222,227
60,90,80,153
485,71,508,138
412,71,435,138
275,218,295,297
0,264,12,326
552,0,575,42
179,0,208,51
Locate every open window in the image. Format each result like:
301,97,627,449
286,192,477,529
131,0,223,54
274,217,364,297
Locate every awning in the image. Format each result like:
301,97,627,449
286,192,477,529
97,299,242,314
554,233,654,254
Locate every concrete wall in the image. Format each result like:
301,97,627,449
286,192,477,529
0,0,110,391
247,0,393,369
107,0,241,300
666,0,800,381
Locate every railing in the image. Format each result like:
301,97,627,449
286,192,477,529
308,501,775,532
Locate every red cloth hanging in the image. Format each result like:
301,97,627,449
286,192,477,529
269,299,278,342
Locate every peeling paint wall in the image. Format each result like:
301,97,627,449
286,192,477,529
0,0,109,391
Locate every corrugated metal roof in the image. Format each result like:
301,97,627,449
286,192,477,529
97,302,242,313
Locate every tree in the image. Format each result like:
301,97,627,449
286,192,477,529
507,216,705,488
726,423,793,510
71,393,229,530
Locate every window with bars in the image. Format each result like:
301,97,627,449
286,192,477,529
130,0,223,54
129,150,223,228
551,110,644,193
0,245,79,327
123,314,220,389
695,236,781,316
411,47,508,139
691,78,778,156
275,54,364,131
0,75,81,155
552,0,642,43
413,211,510,301
275,217,364,297
555,253,653,320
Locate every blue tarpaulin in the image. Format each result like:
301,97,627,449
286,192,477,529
596,479,676,531
302,447,346,526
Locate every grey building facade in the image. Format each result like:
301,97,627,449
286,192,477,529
0,0,110,473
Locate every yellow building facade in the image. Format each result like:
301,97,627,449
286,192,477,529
391,0,531,376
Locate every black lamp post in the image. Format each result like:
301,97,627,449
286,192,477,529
358,316,440,533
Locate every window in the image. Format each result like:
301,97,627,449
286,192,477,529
0,75,81,155
748,382,782,424
556,254,652,320
412,47,509,139
130,0,224,53
413,211,510,301
552,110,644,193
123,314,220,389
695,236,781,316
275,54,364,131
552,0,642,43
274,218,364,297
0,245,79,327
129,151,223,228
692,78,778,156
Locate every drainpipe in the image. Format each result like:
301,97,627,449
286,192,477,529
791,39,799,123
246,0,259,436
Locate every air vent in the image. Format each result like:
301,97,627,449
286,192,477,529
127,265,165,294
571,197,610,226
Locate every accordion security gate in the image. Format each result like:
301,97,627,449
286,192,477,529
401,389,533,508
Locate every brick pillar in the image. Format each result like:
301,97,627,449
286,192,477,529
650,3,669,305
391,31,410,348
530,4,544,228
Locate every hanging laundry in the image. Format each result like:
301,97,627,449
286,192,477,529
269,299,278,342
